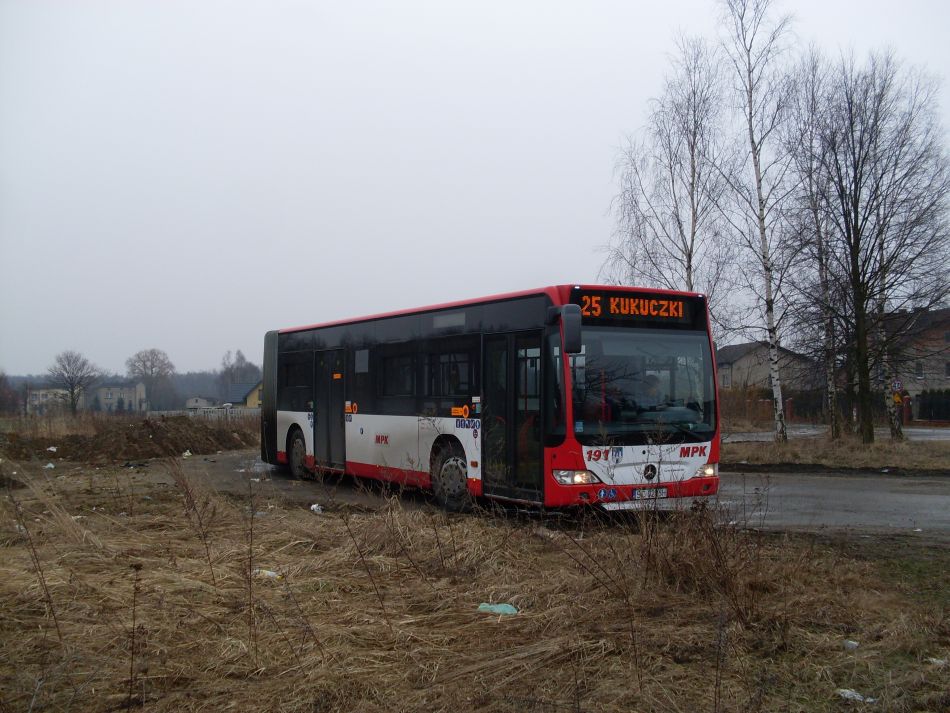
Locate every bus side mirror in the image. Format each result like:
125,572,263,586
562,304,582,354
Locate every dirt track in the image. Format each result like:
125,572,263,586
69,449,950,538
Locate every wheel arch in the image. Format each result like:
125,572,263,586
430,434,465,471
286,423,304,454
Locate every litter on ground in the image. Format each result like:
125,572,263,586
478,603,518,616
836,688,877,703
253,569,282,580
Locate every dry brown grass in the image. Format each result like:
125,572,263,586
1,458,948,712
723,436,950,471
0,411,260,441
0,413,107,439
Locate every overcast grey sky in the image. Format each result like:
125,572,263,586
1,0,947,376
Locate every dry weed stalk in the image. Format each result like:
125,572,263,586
632,503,765,626
382,504,437,594
127,562,142,709
10,497,64,647
257,600,302,667
430,516,447,571
342,511,394,638
280,578,328,664
167,459,217,586
713,607,727,713
246,478,258,666
19,467,103,550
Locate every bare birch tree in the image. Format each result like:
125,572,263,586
605,36,732,335
717,0,796,442
782,48,845,438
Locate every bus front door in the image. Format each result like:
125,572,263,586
482,332,543,502
314,349,345,471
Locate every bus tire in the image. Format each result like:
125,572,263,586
288,428,308,480
431,444,472,512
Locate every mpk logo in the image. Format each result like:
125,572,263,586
679,445,707,458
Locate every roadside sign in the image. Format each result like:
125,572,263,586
891,379,903,392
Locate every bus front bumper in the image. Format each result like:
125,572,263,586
583,475,719,510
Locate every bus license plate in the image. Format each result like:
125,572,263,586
634,487,667,500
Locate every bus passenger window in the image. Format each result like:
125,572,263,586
380,355,414,397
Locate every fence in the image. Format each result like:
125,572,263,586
916,389,950,421
719,387,832,425
148,407,260,422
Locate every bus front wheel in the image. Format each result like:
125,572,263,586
432,445,472,512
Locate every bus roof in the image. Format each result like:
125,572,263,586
277,284,705,334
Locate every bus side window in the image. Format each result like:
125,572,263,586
380,354,414,397
376,344,417,416
351,348,374,414
422,336,479,410
277,351,314,412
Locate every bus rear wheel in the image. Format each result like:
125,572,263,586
432,445,472,512
289,429,308,480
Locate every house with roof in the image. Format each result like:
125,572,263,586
715,342,819,391
25,386,70,415
86,380,146,412
224,381,262,408
25,379,146,414
887,307,950,419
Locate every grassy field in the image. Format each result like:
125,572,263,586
722,436,950,472
1,455,948,712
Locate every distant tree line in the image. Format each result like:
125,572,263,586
0,372,19,414
0,348,262,415
603,0,950,443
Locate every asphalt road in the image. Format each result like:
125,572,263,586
716,471,950,535
178,450,950,537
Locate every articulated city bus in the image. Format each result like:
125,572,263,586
260,284,719,510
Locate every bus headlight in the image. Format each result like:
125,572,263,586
554,470,602,485
694,463,718,478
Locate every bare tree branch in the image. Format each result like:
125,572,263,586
47,351,100,415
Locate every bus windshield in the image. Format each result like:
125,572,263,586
566,327,716,446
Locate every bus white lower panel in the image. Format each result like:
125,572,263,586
582,442,712,487
276,410,313,459
345,414,482,484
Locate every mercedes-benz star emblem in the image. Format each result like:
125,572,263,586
643,464,657,481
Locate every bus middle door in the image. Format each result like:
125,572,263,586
314,349,346,471
481,332,543,502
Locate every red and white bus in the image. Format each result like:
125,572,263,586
260,284,719,510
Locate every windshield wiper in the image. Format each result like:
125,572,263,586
665,422,709,442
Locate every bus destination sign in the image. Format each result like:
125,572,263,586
570,290,697,327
